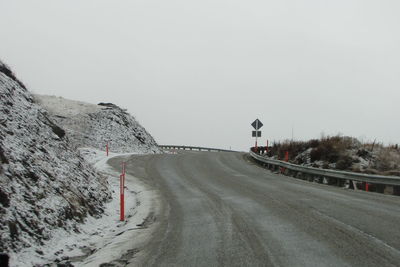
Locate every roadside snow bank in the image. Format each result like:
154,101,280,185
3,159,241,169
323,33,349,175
78,148,160,266
10,148,159,266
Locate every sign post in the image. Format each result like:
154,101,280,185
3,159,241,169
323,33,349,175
251,119,263,149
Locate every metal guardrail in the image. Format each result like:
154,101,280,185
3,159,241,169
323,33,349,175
249,151,400,186
160,145,235,153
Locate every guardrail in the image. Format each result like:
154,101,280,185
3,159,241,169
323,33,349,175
249,151,400,187
160,145,235,153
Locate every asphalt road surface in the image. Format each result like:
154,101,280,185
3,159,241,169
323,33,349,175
111,151,400,267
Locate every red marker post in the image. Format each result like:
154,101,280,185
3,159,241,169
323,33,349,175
120,162,126,221
106,143,109,156
120,174,125,221
281,151,289,173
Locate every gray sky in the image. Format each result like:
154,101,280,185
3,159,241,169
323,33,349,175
1,0,399,151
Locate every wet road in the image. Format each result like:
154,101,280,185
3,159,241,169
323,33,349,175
111,151,400,267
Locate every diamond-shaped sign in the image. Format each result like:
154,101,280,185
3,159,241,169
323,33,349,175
251,119,263,130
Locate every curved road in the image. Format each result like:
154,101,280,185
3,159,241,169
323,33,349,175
110,151,400,267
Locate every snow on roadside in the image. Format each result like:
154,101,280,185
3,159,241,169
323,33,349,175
11,148,158,267
78,148,160,266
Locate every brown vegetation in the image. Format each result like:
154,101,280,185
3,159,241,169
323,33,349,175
266,135,400,174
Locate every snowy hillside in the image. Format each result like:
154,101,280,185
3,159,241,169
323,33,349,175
35,95,161,154
0,62,111,261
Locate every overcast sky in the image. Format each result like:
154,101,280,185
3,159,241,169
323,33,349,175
1,0,399,151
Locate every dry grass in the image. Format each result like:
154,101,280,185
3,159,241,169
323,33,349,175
373,148,400,172
266,135,400,173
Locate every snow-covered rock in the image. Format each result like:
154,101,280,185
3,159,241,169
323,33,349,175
35,95,161,154
0,62,111,260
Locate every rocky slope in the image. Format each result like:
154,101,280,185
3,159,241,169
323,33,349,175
35,95,161,154
0,62,113,258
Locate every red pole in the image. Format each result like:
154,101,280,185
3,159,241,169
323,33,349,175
120,162,127,221
106,143,109,156
120,174,124,221
281,151,289,174
266,140,269,153
365,183,369,192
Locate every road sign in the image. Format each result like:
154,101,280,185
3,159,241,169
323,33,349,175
251,119,263,130
251,119,263,149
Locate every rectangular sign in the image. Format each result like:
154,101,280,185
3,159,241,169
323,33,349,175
252,131,261,137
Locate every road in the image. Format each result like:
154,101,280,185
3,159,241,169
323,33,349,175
109,151,400,267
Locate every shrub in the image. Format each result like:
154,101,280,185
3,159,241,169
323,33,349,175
356,149,369,158
308,139,320,148
265,135,400,173
322,162,330,169
374,150,395,172
310,148,322,162
336,155,353,170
